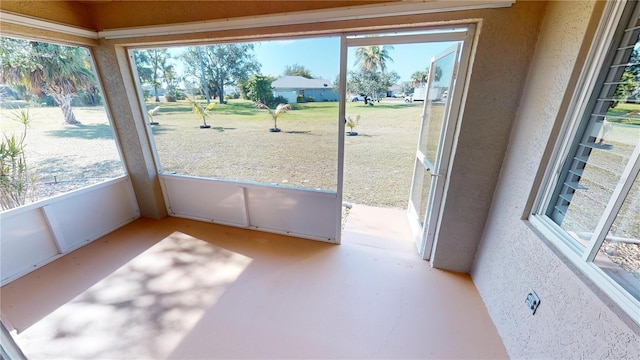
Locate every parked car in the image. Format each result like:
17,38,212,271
351,94,366,102
404,94,413,103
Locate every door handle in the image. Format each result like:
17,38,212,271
426,168,443,177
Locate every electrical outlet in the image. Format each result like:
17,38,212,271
525,291,540,315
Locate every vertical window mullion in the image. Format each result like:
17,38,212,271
583,143,640,261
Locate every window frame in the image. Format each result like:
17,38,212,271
530,0,640,323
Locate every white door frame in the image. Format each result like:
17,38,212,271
406,27,476,260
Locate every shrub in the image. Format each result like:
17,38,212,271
270,95,289,108
297,94,306,103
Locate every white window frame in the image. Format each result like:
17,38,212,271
530,0,640,323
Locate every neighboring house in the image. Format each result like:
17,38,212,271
387,84,403,97
271,75,338,103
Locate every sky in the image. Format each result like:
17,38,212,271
167,35,457,84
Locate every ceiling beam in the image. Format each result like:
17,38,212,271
99,0,514,40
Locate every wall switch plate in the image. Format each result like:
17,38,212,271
525,291,540,315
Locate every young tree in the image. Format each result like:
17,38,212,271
0,37,96,125
255,102,292,132
283,64,313,78
348,69,400,104
183,44,261,104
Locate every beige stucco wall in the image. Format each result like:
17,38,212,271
472,0,640,357
91,43,168,219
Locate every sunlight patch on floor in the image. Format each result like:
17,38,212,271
13,231,252,360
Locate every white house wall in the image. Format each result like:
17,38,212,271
472,1,640,357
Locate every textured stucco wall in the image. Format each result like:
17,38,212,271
91,43,167,219
472,1,640,358
429,1,547,272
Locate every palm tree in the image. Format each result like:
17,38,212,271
188,96,214,128
0,37,95,125
410,70,429,88
410,66,443,88
354,45,394,73
255,102,292,132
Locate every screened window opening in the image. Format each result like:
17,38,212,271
539,1,640,304
133,37,340,192
0,37,126,211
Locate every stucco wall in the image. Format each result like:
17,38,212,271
429,1,547,272
472,1,640,358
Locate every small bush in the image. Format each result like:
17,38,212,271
270,95,289,108
297,94,306,103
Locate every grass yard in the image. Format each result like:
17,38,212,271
0,106,125,201
1,99,429,209
148,99,427,208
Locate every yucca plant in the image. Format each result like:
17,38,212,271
346,114,361,136
255,102,292,132
0,108,32,210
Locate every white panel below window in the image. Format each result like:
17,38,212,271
246,186,337,242
0,209,59,283
42,179,139,252
161,176,247,226
160,174,338,243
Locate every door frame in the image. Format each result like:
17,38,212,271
406,27,476,260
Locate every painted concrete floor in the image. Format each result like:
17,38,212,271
1,205,507,359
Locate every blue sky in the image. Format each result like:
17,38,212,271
254,37,456,83
169,36,457,84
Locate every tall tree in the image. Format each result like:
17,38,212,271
183,44,261,104
0,37,95,125
134,49,172,102
283,64,313,78
355,45,394,73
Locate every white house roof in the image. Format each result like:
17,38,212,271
272,76,332,89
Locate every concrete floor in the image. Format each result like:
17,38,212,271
1,205,506,359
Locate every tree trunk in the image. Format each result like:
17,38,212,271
51,92,81,125
218,84,225,104
197,47,211,104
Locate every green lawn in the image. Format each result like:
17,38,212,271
606,102,640,125
1,99,428,209
149,99,427,208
